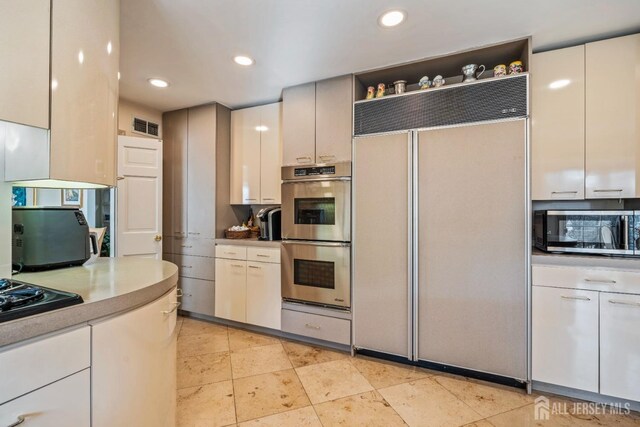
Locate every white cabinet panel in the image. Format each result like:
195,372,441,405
0,369,90,427
260,103,282,204
216,244,247,260
246,261,281,330
315,75,352,163
173,254,215,280
283,83,316,166
215,258,247,322
91,289,177,427
586,34,640,199
231,106,261,204
0,326,90,405
532,265,640,295
169,236,216,258
531,46,585,200
179,277,215,317
281,309,350,345
532,286,599,392
247,247,280,264
600,292,640,401
163,109,189,238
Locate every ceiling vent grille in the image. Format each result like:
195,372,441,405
132,116,160,137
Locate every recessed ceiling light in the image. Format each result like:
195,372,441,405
549,79,571,89
234,55,254,66
379,10,406,27
148,78,169,88
255,125,268,132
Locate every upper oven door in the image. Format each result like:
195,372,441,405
282,179,351,242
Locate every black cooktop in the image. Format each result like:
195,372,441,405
0,278,83,323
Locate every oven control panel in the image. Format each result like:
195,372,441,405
294,166,336,177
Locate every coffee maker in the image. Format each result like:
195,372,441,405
256,207,281,241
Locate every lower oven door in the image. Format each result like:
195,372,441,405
281,241,350,309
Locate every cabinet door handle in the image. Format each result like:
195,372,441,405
594,189,623,193
177,288,183,297
584,278,616,284
305,323,321,330
7,416,25,427
231,264,244,268
561,295,591,301
225,251,237,255
551,191,578,195
181,265,193,269
188,232,200,235
262,198,275,201
116,176,125,181
296,156,312,163
256,254,270,258
609,299,640,307
245,198,257,202
162,302,181,314
318,155,335,162
248,265,261,269
181,245,192,248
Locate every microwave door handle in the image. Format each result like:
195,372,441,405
622,215,629,250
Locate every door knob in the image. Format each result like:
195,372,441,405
155,235,162,242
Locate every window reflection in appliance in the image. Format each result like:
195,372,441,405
547,214,623,249
294,259,335,289
294,198,335,225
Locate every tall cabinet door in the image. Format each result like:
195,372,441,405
162,109,188,239
586,34,640,199
353,132,411,358
282,82,316,166
259,103,282,204
531,46,585,200
230,106,262,204
187,104,217,237
316,75,353,163
417,121,527,380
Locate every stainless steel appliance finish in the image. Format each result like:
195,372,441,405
281,240,351,309
281,162,351,242
534,210,637,256
257,207,282,241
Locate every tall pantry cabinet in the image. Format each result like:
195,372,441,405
163,104,231,317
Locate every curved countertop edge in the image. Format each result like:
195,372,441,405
0,258,178,348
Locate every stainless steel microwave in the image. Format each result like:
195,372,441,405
534,210,639,256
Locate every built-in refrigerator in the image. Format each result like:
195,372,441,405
353,119,528,385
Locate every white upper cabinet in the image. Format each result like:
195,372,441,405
1,0,119,187
315,75,353,164
282,83,316,166
585,34,640,199
531,46,585,200
231,102,282,205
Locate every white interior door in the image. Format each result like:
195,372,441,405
116,136,163,259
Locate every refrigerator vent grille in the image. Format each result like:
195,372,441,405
132,117,159,137
354,74,527,135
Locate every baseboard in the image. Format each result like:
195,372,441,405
533,381,640,412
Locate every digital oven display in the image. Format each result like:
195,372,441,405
293,166,336,177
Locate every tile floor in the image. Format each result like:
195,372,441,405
176,316,640,427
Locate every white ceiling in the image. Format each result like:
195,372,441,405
119,0,640,112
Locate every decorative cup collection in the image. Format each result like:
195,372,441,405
365,59,524,99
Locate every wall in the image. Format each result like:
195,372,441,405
118,98,163,139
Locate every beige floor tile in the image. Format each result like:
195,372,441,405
295,359,374,404
231,343,293,379
314,390,407,426
351,357,430,389
233,369,311,422
177,380,236,427
178,332,230,358
462,420,495,427
237,406,321,426
378,377,483,427
434,375,534,418
228,328,281,350
180,317,228,336
281,340,348,368
178,351,232,389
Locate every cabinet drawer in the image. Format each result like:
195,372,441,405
247,247,280,263
169,236,216,257
0,326,90,405
173,254,215,280
179,277,215,317
216,245,247,260
281,309,350,345
533,265,640,294
0,369,90,426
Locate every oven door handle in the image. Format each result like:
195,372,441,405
282,177,351,184
282,240,350,248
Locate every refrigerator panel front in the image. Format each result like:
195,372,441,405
353,132,412,358
417,120,527,379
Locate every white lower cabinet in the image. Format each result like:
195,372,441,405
215,245,281,329
600,292,640,402
0,369,90,427
532,286,599,392
180,277,215,317
215,257,247,323
91,288,178,427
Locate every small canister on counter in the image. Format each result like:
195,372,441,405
393,80,407,95
366,86,375,100
493,64,507,77
508,60,524,74
375,83,386,98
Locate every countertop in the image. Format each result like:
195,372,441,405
532,248,640,271
0,257,178,348
216,238,282,248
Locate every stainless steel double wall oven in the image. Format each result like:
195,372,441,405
281,163,351,308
